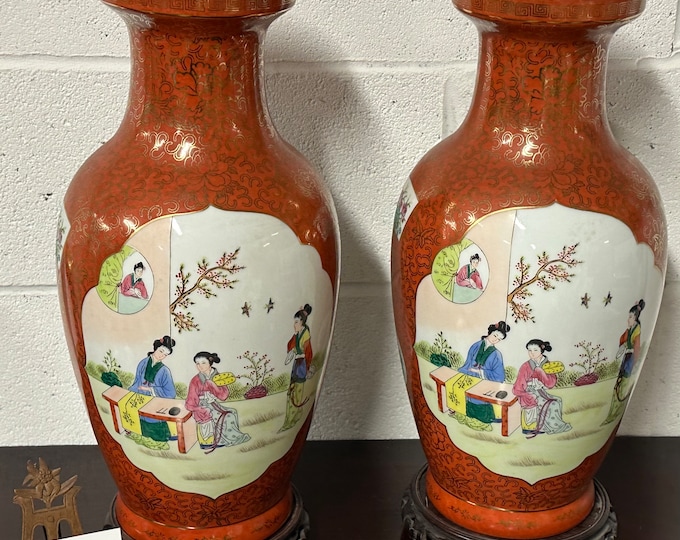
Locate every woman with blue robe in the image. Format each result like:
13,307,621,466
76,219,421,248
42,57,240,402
129,335,176,442
458,321,510,424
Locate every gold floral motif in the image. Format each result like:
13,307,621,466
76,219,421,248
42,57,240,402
138,130,205,164
492,127,550,168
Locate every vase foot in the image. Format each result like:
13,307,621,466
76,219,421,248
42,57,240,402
401,465,617,540
105,484,310,540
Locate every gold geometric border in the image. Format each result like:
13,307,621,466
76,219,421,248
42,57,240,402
454,0,644,23
102,0,295,16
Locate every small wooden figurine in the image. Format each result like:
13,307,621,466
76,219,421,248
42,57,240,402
13,457,83,540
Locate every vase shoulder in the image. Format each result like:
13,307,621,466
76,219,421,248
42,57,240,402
64,5,338,271
407,126,666,268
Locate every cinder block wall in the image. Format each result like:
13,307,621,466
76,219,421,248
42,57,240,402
0,0,678,445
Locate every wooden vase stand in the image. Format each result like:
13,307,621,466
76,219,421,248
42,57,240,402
105,484,310,540
401,465,617,540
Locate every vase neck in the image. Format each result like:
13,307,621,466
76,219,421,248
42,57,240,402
453,0,644,25
103,0,294,17
463,21,617,137
117,10,276,141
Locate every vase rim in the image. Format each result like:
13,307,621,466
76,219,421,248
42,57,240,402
453,0,644,25
101,0,295,18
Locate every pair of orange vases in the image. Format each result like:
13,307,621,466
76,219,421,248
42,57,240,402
57,1,666,539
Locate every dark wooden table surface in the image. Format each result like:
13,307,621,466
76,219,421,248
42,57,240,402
1,437,678,539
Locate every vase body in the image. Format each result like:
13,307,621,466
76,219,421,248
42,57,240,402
57,2,339,539
392,1,666,538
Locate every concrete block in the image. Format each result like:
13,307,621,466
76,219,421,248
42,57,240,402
0,0,127,57
0,68,126,286
309,284,418,440
608,64,680,281
0,0,678,448
268,68,449,283
0,291,95,446
611,0,677,59
1,65,448,286
276,0,676,62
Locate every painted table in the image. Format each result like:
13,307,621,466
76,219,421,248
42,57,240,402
102,386,198,453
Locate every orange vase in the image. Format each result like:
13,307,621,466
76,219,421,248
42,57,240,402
56,2,339,539
392,1,666,538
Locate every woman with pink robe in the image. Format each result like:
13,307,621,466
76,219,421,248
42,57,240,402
119,261,149,299
455,253,483,289
185,351,250,452
513,339,571,437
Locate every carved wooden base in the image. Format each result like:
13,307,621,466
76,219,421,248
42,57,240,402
105,485,310,540
401,465,617,540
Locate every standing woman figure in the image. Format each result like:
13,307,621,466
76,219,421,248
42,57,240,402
604,300,646,424
613,299,646,402
617,299,645,382
280,304,313,432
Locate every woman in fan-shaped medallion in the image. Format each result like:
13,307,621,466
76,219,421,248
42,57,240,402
432,240,488,304
96,246,154,314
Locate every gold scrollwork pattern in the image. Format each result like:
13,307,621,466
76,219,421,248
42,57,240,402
137,130,205,164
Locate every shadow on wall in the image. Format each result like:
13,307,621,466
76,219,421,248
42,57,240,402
265,42,385,285
263,32,412,440
607,65,679,281
598,66,680,434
